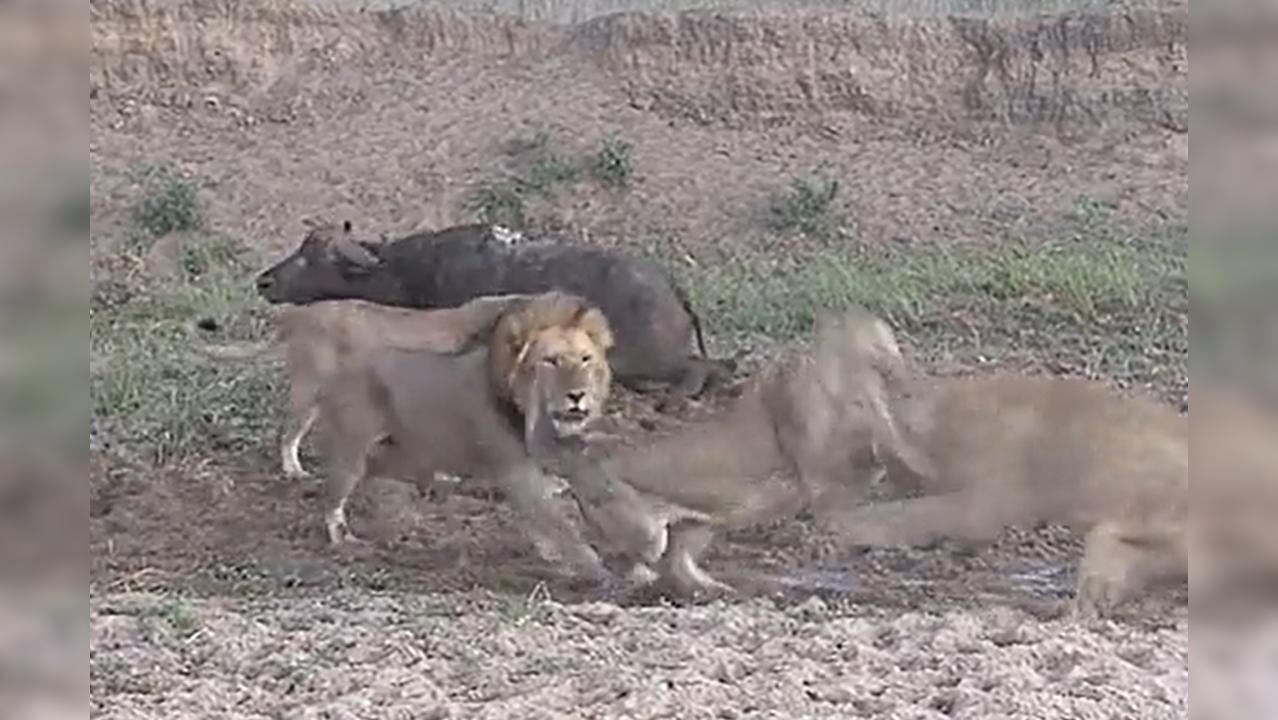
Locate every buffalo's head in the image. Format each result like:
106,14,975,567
255,220,385,304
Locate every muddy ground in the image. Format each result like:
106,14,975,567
85,1,1195,717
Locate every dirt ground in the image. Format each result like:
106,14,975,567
89,591,1191,720
87,1,1192,717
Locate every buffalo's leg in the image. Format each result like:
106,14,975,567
671,362,713,400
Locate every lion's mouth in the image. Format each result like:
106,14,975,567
550,409,591,435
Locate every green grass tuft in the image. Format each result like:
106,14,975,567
768,176,840,237
90,232,280,466
464,132,637,227
591,136,634,189
131,166,204,237
672,235,1187,385
465,181,528,229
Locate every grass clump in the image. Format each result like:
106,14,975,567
768,176,841,237
90,232,280,466
465,181,528,229
131,166,204,237
591,136,634,189
675,235,1187,386
521,135,583,195
464,132,637,228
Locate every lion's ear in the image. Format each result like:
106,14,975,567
573,305,615,351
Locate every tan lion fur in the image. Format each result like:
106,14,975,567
312,290,618,584
548,306,932,597
196,294,541,479
817,371,1189,619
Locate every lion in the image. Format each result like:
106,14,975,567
543,306,932,598
195,294,541,479
312,290,619,586
760,311,1193,620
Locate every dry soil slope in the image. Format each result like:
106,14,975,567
90,0,1187,261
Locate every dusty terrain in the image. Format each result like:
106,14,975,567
86,0,1194,717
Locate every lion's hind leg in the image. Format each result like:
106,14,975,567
821,492,1002,551
1072,520,1182,621
316,380,387,548
320,436,375,547
281,405,319,479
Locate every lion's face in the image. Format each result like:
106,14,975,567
492,291,615,441
517,325,612,437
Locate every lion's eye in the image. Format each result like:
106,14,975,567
541,356,560,367
580,355,592,364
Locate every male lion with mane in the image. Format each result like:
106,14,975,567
314,290,618,586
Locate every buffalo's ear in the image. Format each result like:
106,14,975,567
332,239,381,269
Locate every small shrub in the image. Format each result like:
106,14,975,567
522,152,581,196
178,233,252,281
160,596,201,640
132,168,203,237
465,182,527,229
768,177,840,237
591,136,634,189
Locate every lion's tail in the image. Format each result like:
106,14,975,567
191,340,281,363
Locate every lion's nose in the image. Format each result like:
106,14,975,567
566,390,586,407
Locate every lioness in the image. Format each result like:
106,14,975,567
196,294,539,479
804,322,1191,620
314,290,618,585
546,306,932,598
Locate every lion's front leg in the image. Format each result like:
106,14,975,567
660,521,736,599
497,462,615,588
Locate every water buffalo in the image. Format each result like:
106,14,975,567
254,221,732,398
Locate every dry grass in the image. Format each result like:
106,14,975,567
90,188,281,465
